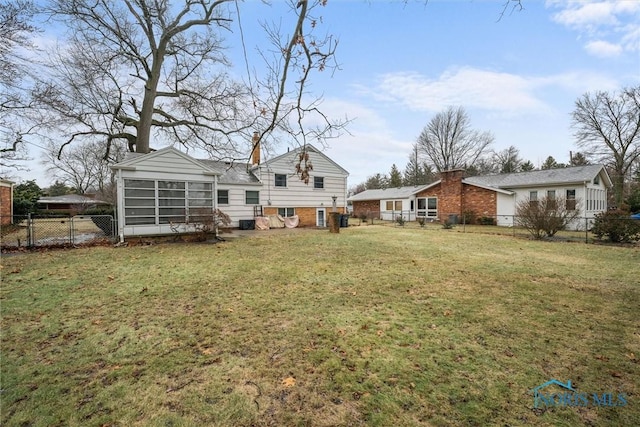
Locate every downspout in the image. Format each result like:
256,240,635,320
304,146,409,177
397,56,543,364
117,168,125,243
213,174,219,240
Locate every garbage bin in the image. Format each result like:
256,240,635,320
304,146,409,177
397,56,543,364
340,214,350,228
447,214,459,225
239,219,255,230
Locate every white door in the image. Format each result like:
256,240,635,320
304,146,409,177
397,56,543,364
316,208,326,227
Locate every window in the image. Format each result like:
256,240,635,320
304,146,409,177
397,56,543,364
217,189,229,205
385,200,403,211
123,179,213,226
124,179,156,225
427,198,437,217
314,176,324,189
275,174,287,187
566,189,576,210
417,197,437,218
158,181,186,224
529,191,538,207
278,208,295,217
245,190,260,205
546,190,557,209
593,175,600,185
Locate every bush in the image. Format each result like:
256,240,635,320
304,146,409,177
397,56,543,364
515,196,580,239
462,210,476,225
442,220,454,229
591,210,640,243
395,216,406,227
478,216,495,226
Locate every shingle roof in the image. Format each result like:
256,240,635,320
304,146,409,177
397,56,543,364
348,184,434,202
196,160,261,185
464,165,608,189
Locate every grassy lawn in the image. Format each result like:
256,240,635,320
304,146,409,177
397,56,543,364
1,226,638,426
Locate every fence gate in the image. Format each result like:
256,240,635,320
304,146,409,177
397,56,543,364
1,214,116,249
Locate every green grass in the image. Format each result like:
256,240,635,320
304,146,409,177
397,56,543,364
1,226,638,426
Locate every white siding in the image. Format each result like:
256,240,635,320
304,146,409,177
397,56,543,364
496,193,515,226
379,198,413,220
217,184,262,227
258,148,348,210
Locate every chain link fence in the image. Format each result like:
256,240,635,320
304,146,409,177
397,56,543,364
1,214,116,249
348,210,640,244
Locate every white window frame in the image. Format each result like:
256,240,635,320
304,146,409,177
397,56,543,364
416,197,437,218
124,179,213,226
277,207,295,217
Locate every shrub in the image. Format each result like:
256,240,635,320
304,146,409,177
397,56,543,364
515,196,580,239
591,210,640,243
395,216,406,227
442,220,454,230
417,217,426,228
478,216,495,226
462,210,476,225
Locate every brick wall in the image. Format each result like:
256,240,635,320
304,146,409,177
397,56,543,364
264,206,346,227
0,185,12,224
439,169,464,221
352,200,380,219
415,170,496,223
462,185,496,219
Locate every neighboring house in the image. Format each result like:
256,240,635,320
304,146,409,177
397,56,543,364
110,144,348,240
0,179,14,225
350,165,612,229
37,194,111,214
347,185,433,221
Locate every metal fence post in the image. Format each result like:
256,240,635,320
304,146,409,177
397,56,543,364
26,213,33,248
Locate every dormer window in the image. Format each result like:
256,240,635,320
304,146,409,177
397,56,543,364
593,175,600,185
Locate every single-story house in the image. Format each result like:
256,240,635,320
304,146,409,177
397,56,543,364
349,165,612,229
110,143,349,240
37,194,111,214
0,179,14,225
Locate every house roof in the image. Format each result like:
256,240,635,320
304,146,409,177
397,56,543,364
348,184,433,202
196,160,261,185
464,164,611,189
38,194,109,205
111,146,220,174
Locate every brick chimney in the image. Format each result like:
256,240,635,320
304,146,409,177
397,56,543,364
439,169,464,222
251,132,260,165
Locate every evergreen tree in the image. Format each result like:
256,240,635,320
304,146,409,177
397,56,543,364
13,180,42,215
520,160,535,172
388,164,403,187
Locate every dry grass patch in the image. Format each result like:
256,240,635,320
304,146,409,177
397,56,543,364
1,226,638,426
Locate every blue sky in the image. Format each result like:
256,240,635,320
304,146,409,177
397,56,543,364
8,0,640,188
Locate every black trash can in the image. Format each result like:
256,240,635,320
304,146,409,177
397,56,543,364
239,219,255,230
340,214,350,228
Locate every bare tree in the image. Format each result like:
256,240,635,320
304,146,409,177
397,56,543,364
416,106,494,173
42,140,126,197
35,0,346,174
572,86,640,206
0,0,38,172
493,145,522,173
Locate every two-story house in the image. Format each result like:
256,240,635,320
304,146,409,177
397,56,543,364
111,144,348,241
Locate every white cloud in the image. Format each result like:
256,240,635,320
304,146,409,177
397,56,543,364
358,67,548,114
547,0,640,57
584,39,623,57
